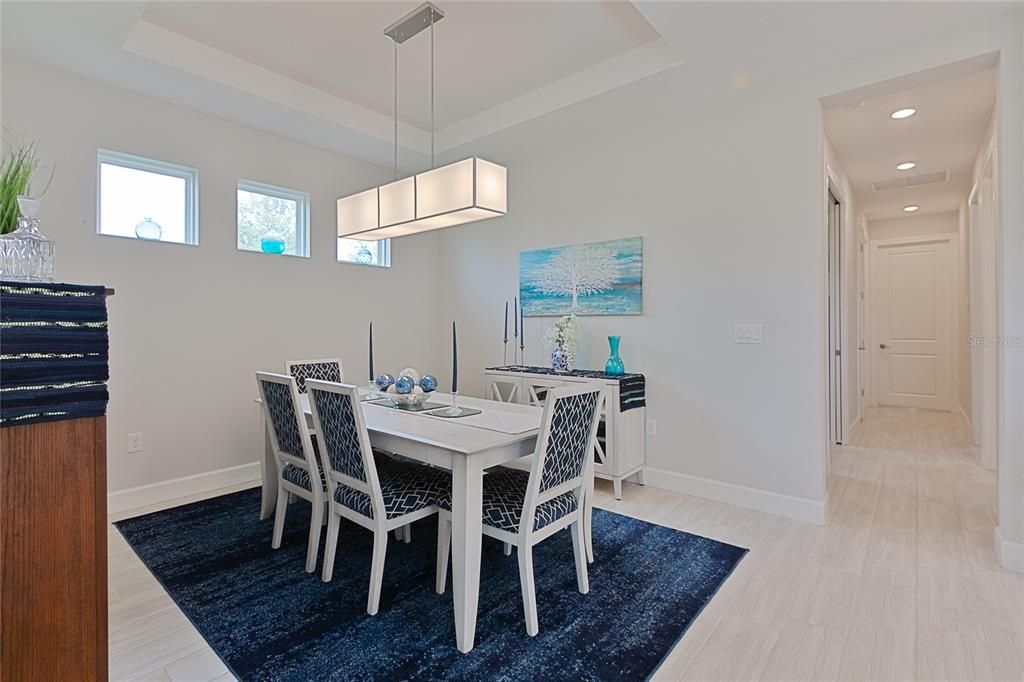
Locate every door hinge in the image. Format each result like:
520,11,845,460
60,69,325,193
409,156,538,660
861,388,865,396
835,350,841,357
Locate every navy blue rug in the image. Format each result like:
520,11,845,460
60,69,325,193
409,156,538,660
115,488,746,681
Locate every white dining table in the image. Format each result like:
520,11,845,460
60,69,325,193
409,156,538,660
257,390,543,653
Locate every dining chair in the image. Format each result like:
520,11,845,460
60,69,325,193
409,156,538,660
255,371,327,573
435,383,603,636
285,358,343,394
305,379,449,615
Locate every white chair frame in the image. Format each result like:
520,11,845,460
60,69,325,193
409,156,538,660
284,357,344,393
435,383,603,636
255,371,327,573
306,379,441,615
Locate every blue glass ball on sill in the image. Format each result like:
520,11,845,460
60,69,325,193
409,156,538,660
419,375,438,393
395,375,415,394
375,373,395,391
134,218,162,241
260,233,287,254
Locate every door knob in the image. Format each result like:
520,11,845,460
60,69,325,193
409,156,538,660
879,343,889,349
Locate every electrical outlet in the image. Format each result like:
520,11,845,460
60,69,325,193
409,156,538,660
733,323,764,344
646,418,657,436
127,432,143,453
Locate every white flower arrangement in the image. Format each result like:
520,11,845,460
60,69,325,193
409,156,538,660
543,314,581,354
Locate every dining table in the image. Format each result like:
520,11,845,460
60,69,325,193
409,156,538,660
257,389,547,653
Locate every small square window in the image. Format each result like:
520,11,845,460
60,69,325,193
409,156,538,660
338,238,391,268
237,180,310,257
97,150,198,245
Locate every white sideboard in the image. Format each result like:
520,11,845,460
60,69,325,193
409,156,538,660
483,367,645,499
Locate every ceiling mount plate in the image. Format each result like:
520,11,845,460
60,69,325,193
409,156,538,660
384,2,445,44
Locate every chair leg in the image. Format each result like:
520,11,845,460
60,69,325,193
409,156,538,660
503,542,513,556
394,527,403,542
583,487,595,564
403,524,412,543
321,510,341,583
518,543,539,636
435,514,451,594
571,521,590,594
367,529,389,615
271,483,288,549
305,498,323,573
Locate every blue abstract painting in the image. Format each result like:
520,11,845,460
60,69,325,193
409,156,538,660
520,237,643,316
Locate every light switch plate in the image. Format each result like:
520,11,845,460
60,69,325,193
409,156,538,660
734,323,764,344
127,432,144,453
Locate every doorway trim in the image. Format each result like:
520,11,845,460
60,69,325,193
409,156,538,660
864,232,959,411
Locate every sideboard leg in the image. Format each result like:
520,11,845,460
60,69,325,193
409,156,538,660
613,477,623,500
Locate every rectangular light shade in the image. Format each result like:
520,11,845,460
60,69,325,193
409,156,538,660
337,157,506,239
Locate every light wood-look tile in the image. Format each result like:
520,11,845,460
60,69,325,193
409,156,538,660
106,407,1022,681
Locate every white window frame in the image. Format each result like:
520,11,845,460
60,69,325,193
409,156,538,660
337,238,391,268
236,179,311,258
96,149,199,245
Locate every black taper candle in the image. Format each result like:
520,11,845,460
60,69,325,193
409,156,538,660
452,320,458,393
513,296,518,337
504,301,508,343
368,321,374,382
520,302,525,352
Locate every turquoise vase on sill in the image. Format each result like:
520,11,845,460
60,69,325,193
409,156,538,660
604,335,625,376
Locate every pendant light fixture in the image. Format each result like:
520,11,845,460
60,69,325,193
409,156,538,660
337,2,507,240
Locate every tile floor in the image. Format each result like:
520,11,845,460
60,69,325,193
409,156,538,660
108,407,1023,680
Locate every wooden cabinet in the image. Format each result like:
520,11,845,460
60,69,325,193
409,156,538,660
1,417,108,681
484,368,645,498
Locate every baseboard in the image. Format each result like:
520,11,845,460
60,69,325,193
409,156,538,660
643,467,826,525
995,526,1024,574
108,461,261,516
844,414,862,444
958,404,973,431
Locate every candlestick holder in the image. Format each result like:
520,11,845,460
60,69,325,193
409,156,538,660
503,340,509,366
444,391,464,417
364,380,380,401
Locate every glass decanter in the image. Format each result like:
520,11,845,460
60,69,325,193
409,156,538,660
0,195,56,282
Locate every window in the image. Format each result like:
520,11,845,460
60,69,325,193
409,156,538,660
338,238,391,267
237,180,310,257
97,149,198,245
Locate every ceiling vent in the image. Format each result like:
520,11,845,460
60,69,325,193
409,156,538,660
872,170,950,192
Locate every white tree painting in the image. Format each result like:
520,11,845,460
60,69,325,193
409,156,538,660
533,244,619,310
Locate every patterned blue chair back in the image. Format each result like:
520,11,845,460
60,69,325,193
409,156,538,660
285,359,343,394
306,382,369,485
257,374,307,460
536,386,602,495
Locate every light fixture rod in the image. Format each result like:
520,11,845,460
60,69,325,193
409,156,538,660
393,41,398,179
430,11,435,168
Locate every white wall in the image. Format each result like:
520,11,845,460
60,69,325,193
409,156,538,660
0,60,441,494
435,9,1023,532
868,211,959,240
958,200,972,423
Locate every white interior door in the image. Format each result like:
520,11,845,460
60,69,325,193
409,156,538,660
871,235,955,411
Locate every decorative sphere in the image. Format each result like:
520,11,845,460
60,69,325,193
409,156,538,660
134,218,163,241
260,232,287,254
395,375,415,394
419,374,438,392
375,373,395,391
398,367,421,384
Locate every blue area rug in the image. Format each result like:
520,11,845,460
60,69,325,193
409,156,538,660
115,487,746,681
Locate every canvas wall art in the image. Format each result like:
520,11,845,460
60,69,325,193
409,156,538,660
519,236,643,316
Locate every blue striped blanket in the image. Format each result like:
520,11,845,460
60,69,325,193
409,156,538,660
1,281,109,427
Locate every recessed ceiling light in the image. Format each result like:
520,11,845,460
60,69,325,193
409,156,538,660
903,205,920,213
896,161,917,171
891,108,917,119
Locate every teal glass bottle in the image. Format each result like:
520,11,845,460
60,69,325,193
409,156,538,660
604,335,625,376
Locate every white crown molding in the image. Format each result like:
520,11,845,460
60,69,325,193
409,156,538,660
121,20,680,159
436,39,682,153
121,19,433,155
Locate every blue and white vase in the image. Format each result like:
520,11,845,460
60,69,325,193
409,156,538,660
551,346,570,372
